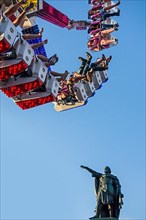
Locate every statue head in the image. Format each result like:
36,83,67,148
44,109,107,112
104,166,111,174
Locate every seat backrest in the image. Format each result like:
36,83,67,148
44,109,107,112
0,16,18,48
15,37,34,65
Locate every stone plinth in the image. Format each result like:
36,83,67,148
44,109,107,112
89,218,118,220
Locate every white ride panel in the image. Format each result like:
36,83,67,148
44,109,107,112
0,16,18,46
73,81,88,101
92,71,102,89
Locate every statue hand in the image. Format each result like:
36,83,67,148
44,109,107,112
80,165,86,169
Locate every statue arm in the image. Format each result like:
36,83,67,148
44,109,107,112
80,165,101,177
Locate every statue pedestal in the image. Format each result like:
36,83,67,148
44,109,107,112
89,218,118,220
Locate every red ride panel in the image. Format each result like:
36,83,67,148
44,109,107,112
37,1,69,28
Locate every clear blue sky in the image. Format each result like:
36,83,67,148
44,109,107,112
0,0,145,219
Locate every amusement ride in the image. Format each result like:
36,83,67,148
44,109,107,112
0,0,120,111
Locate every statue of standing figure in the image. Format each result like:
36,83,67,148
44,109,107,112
81,165,124,219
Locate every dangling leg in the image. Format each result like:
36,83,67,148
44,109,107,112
100,38,116,45
103,0,111,3
78,57,87,75
67,82,76,100
13,3,34,27
51,70,69,80
104,0,120,11
101,27,115,35
73,71,86,81
31,39,48,50
82,52,92,75
102,9,120,21
106,55,112,65
4,0,24,17
37,54,50,62
22,28,44,40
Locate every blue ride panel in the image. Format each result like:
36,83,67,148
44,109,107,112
22,25,47,57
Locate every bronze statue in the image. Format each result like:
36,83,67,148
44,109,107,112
81,165,124,219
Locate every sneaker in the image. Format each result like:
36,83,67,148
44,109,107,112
117,9,120,16
108,55,112,62
102,54,106,60
115,38,118,43
48,54,57,61
62,70,69,80
48,55,59,65
114,25,118,31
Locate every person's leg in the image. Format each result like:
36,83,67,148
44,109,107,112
13,3,34,27
90,20,101,26
91,0,101,4
106,55,112,64
90,56,106,70
99,55,112,70
91,12,101,20
85,70,93,82
101,38,116,45
22,28,43,40
74,71,85,79
78,57,87,75
67,83,76,99
102,9,120,20
3,0,12,7
104,0,120,11
88,40,100,51
91,26,101,34
78,59,92,75
92,3,102,10
102,23,119,30
37,54,49,62
31,39,48,50
0,2,5,18
91,37,100,47
82,52,92,75
51,70,69,80
92,65,104,71
103,0,111,3
4,0,24,17
55,77,62,82
101,27,115,35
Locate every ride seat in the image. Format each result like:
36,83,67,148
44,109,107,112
73,81,88,101
92,71,102,89
0,15,18,53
